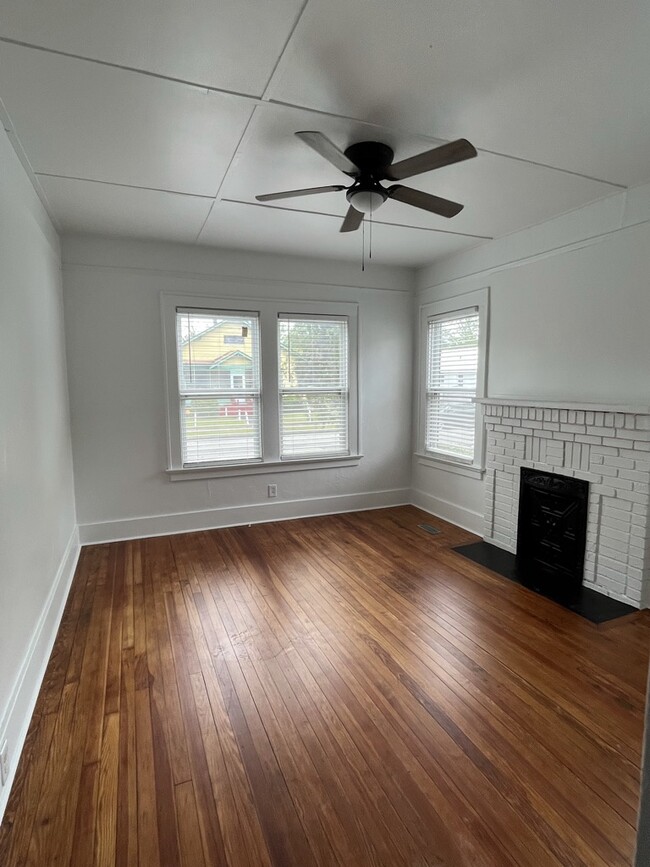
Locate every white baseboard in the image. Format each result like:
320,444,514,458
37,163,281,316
0,526,80,821
410,488,483,535
78,488,412,544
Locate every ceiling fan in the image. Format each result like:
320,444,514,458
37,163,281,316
255,131,478,233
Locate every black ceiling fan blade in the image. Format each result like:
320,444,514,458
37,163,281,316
296,131,359,175
340,205,364,233
256,184,346,202
387,185,464,218
385,138,477,181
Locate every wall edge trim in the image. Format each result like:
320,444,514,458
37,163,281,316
0,525,80,822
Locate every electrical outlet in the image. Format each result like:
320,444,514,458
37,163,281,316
0,739,8,787
267,484,277,498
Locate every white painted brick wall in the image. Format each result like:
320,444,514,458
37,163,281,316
482,402,650,608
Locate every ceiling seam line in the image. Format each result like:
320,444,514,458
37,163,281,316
194,105,261,244
0,36,627,189
34,172,216,199
260,0,311,101
0,36,264,102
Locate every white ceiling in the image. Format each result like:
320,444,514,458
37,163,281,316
1,0,648,266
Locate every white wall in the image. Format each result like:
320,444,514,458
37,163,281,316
62,236,414,542
412,184,650,533
0,130,77,817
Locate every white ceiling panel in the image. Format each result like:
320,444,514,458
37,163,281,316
38,176,212,242
0,43,253,196
267,0,650,186
198,199,478,266
220,104,617,239
0,0,304,96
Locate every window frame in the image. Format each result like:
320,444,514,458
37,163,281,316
161,293,360,480
416,288,489,477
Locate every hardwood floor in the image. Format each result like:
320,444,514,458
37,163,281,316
1,506,648,866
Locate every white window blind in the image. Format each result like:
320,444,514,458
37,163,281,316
278,315,349,458
425,308,479,462
176,309,261,465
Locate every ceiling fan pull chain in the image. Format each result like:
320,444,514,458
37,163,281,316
369,202,373,260
361,216,365,272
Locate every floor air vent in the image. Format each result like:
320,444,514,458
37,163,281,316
418,523,441,536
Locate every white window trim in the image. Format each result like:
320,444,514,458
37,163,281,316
416,287,489,476
161,292,360,479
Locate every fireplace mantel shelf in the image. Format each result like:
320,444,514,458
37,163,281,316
477,398,650,414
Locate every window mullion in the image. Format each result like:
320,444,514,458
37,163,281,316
260,307,280,462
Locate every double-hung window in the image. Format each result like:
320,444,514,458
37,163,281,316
176,308,261,465
278,315,349,458
162,294,359,477
419,289,488,472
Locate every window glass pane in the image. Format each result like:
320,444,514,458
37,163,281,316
278,317,349,458
177,311,260,393
280,393,348,456
279,318,348,390
176,310,261,464
180,397,261,464
425,394,476,460
425,310,479,461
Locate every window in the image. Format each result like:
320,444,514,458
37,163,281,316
425,309,479,460
176,309,261,465
279,316,349,458
162,294,359,477
418,289,488,472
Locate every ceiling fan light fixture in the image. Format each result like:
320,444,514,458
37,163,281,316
346,188,386,214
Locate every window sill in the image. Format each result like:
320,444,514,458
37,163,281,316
167,454,363,481
415,452,485,480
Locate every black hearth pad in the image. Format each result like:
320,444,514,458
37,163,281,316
453,542,637,624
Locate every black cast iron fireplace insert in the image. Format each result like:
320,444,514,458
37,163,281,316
516,467,589,599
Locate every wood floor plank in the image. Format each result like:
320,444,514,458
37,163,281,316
115,648,138,867
1,506,648,867
95,713,119,867
70,760,99,867
134,684,161,867
175,781,207,867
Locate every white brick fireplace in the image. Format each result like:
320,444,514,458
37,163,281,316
480,400,650,608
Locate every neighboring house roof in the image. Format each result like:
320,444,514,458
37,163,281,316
208,350,251,368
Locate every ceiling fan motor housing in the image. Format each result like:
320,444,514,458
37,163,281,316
343,141,394,176
344,141,394,212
